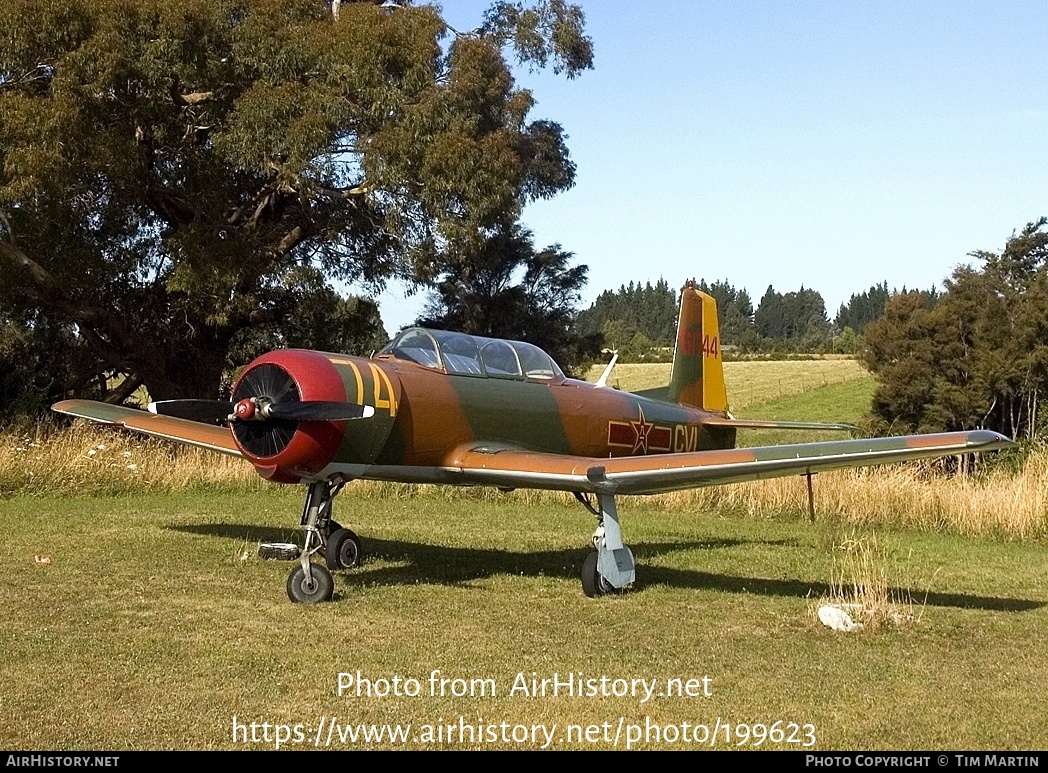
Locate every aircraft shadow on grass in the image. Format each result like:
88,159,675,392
172,523,1043,613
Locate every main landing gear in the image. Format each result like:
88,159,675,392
288,477,364,603
574,492,635,598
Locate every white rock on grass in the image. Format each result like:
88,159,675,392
818,604,864,632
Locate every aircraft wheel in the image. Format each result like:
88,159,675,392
581,551,614,598
325,528,363,570
287,564,334,603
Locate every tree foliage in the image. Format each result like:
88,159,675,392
229,267,387,363
835,281,939,334
754,285,829,350
575,279,678,355
416,226,599,373
0,0,592,400
862,218,1048,439
0,306,99,419
834,282,891,333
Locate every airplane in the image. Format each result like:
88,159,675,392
52,281,1013,603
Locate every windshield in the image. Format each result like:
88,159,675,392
379,328,564,381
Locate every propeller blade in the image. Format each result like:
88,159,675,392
148,400,235,422
149,398,375,423
265,402,376,421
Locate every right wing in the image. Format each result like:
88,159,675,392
438,430,1013,496
52,399,243,457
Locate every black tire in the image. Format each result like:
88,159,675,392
287,564,334,603
325,528,363,570
581,551,614,598
326,519,343,535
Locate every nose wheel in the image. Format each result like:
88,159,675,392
285,478,364,603
287,563,334,603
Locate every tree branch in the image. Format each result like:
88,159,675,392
145,186,197,229
275,225,308,255
179,91,213,106
168,75,213,107
247,307,285,326
0,239,138,360
0,62,55,91
0,209,16,248
135,124,155,170
104,373,145,405
318,184,370,199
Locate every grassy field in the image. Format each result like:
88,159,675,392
2,488,1045,750
1,360,1046,750
588,357,871,412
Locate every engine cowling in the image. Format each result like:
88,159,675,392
230,350,353,483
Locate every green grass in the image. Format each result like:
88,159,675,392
587,358,870,412
735,377,878,447
2,487,1046,750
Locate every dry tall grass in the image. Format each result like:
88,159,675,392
813,532,920,632
6,422,1045,540
0,421,259,496
648,456,1048,539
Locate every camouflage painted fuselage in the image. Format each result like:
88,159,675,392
295,351,736,479
371,357,735,465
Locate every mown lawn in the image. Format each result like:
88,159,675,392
2,486,1045,750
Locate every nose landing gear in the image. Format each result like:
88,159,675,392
287,477,365,603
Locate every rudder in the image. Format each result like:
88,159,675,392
668,280,728,413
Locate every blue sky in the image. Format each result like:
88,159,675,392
375,1,1048,332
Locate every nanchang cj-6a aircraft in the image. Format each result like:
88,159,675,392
54,282,1012,603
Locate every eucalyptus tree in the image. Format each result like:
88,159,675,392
0,0,591,399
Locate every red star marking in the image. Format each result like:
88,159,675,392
631,406,652,455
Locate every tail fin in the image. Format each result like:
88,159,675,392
668,281,728,412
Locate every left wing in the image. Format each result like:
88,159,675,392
439,430,1013,496
53,399,243,457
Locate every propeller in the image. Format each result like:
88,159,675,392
147,399,375,423
148,361,375,424
147,399,236,422
147,363,377,458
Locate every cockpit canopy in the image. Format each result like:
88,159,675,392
378,328,565,382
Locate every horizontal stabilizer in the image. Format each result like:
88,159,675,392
702,417,857,433
632,386,670,402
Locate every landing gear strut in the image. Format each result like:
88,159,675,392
287,477,364,603
574,492,635,597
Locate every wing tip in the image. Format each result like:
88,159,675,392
967,429,1016,449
